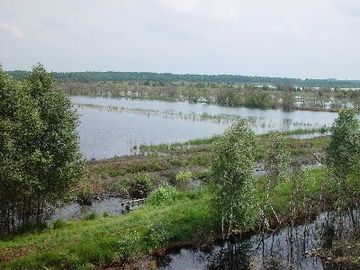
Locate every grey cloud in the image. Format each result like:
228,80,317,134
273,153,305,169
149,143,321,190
1,0,360,79
0,22,24,39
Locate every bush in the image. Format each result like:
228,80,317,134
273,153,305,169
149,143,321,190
77,181,93,205
210,120,256,237
143,221,172,252
194,170,211,182
84,212,97,220
174,171,192,188
118,232,141,260
0,64,83,234
129,174,152,199
148,186,178,206
53,219,67,230
326,109,360,210
114,177,130,198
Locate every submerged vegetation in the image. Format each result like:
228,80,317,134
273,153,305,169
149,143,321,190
7,70,360,112
65,81,360,112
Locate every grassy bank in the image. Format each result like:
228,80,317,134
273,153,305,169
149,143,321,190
0,167,329,269
0,189,213,269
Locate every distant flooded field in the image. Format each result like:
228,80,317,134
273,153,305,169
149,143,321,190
72,96,339,159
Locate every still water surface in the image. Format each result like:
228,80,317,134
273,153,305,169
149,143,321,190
72,96,339,159
158,211,357,270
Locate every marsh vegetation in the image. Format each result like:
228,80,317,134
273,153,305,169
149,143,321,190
0,67,359,270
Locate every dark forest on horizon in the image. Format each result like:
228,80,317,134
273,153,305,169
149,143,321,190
6,70,360,88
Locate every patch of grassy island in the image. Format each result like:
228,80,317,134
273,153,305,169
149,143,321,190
81,128,330,201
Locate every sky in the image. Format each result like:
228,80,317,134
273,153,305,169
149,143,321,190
1,0,360,79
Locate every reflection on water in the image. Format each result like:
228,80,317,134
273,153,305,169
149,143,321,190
157,211,359,270
72,96,339,160
49,197,132,222
49,197,147,223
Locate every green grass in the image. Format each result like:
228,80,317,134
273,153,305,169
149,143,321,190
0,190,213,269
0,167,329,269
139,128,329,155
0,127,333,269
78,131,330,201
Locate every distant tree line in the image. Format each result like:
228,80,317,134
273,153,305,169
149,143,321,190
59,80,359,111
7,70,360,88
7,70,360,111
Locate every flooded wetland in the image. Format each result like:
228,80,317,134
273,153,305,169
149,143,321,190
2,1,360,269
73,96,338,159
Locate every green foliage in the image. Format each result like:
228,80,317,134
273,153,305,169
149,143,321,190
0,189,212,269
244,91,274,109
282,91,295,111
174,171,192,188
326,109,360,209
8,70,360,88
143,221,173,252
264,132,289,186
77,181,93,205
129,173,152,198
53,219,67,230
0,64,83,234
148,186,178,206
84,212,97,221
210,120,256,236
194,169,211,182
118,232,142,260
259,132,290,229
326,109,360,179
3,167,359,269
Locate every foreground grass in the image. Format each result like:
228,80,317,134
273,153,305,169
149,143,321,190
0,168,327,269
0,190,213,269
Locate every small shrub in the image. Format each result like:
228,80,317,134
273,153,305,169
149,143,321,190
118,232,141,260
77,181,93,205
186,189,203,200
174,171,192,188
148,186,178,206
84,212,97,220
53,219,67,230
129,174,152,199
114,177,130,197
194,170,211,182
143,221,172,252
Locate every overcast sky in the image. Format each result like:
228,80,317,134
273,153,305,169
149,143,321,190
1,0,360,79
